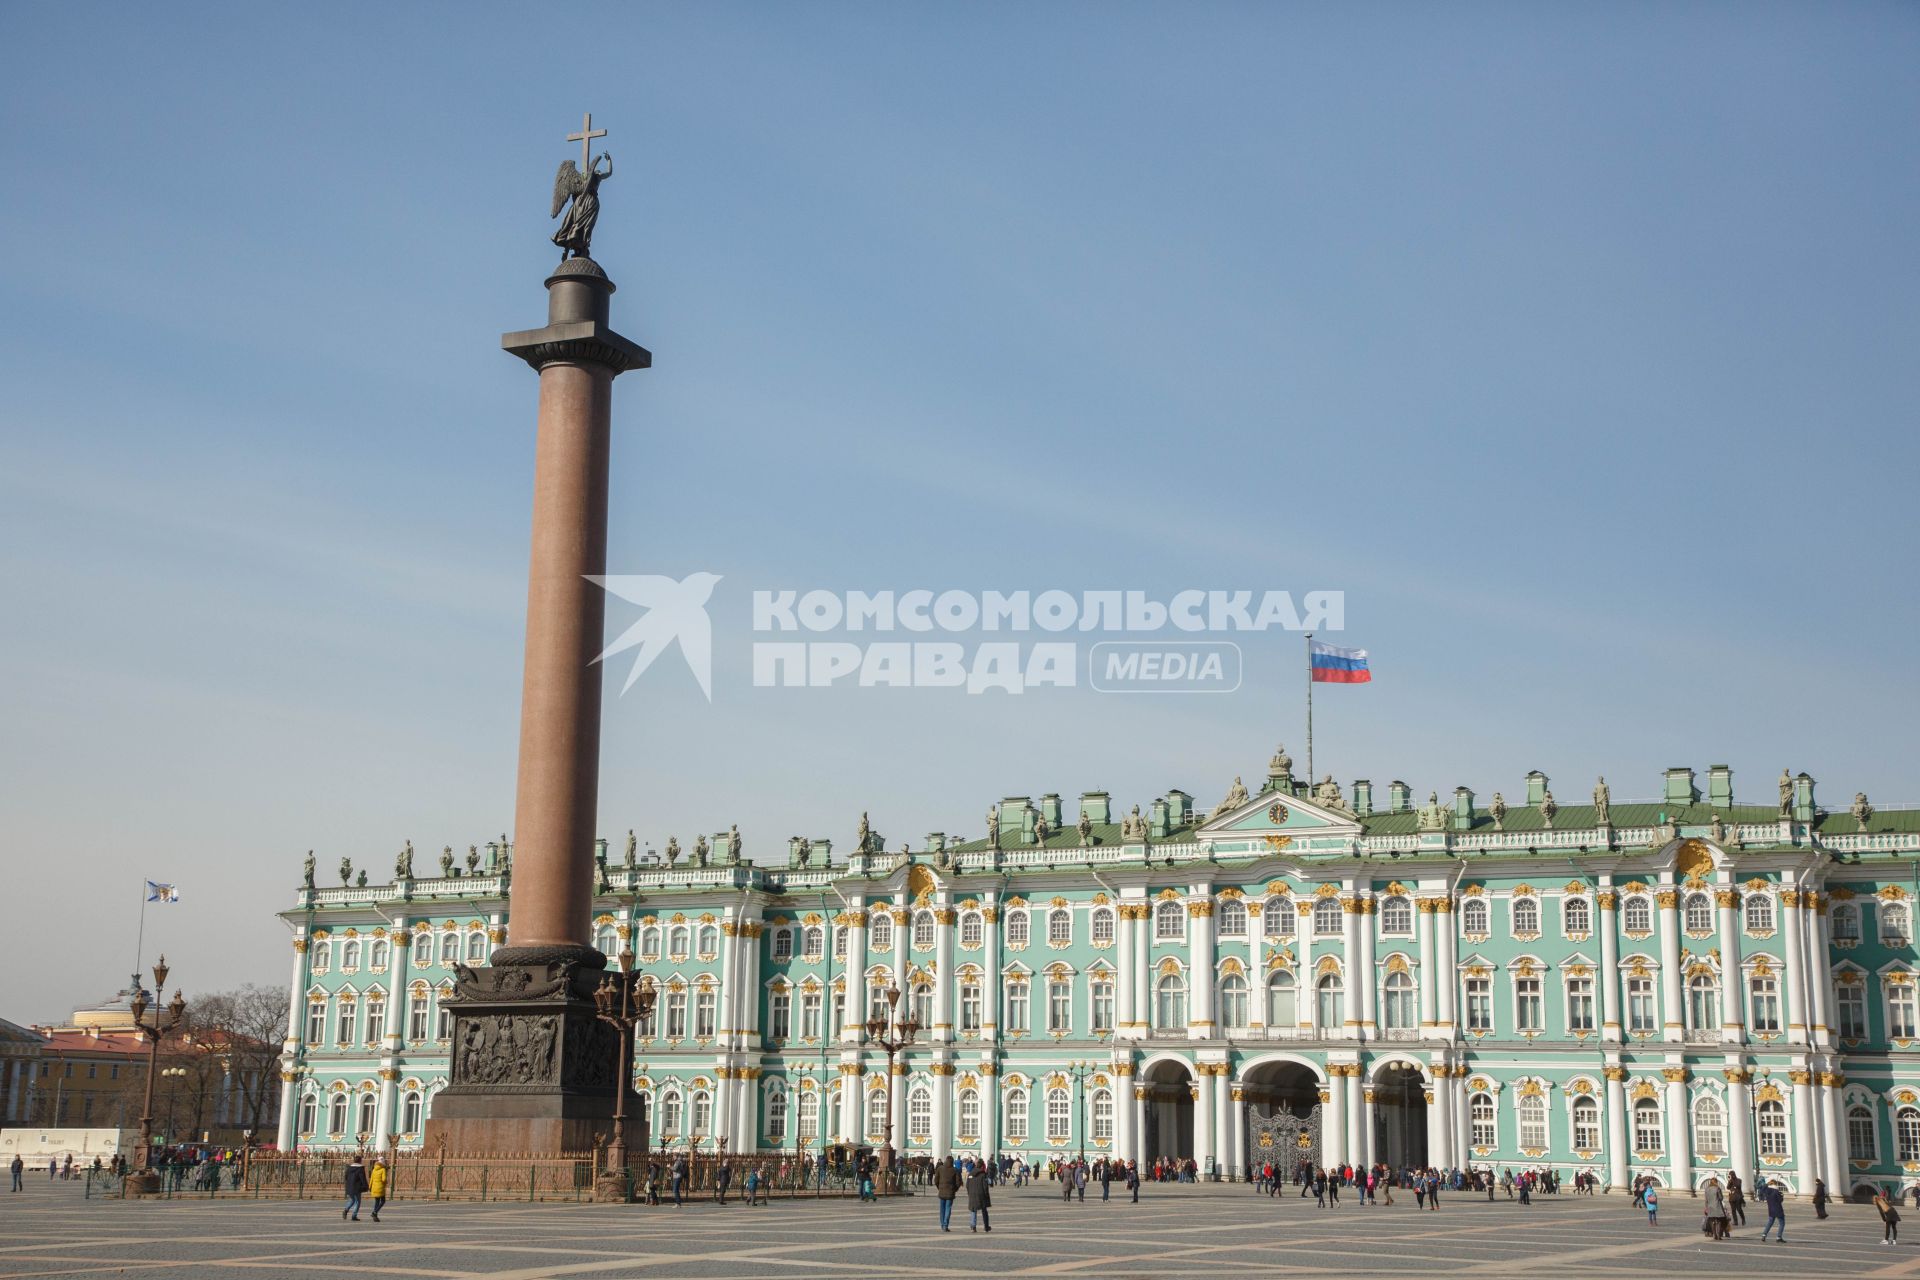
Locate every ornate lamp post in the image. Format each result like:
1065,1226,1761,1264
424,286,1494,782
125,956,188,1197
863,984,920,1189
591,947,654,1201
1065,1060,1097,1164
1745,1065,1772,1189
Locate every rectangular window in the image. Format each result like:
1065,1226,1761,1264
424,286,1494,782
960,983,982,1032
1048,980,1072,1034
1627,978,1656,1034
695,992,717,1039
769,992,791,1039
801,992,823,1040
365,1000,386,1046
1572,1101,1600,1151
434,997,451,1040
1892,985,1918,1040
1838,985,1867,1039
1567,978,1595,1032
1465,977,1492,1032
1515,977,1543,1033
1007,983,1030,1033
1749,977,1781,1034
336,1003,355,1045
1470,1094,1496,1148
407,997,428,1042
1092,981,1115,1034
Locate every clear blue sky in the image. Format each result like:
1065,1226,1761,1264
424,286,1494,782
2,4,1915,1021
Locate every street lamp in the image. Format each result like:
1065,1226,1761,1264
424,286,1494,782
1064,1060,1097,1164
592,948,655,1201
863,984,920,1188
125,956,189,1196
1746,1066,1773,1191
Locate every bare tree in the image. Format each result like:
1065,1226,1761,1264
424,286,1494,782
183,984,289,1136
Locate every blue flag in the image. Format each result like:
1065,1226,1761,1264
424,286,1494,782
145,881,181,903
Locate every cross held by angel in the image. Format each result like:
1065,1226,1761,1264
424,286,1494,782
551,112,612,262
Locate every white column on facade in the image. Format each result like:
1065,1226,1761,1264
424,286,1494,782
1455,1073,1472,1170
1133,1085,1149,1166
1357,897,1378,1039
1809,897,1836,1049
1347,1069,1365,1167
1717,888,1745,1044
275,1073,297,1149
718,910,740,1047
1136,905,1153,1035
1664,1070,1693,1193
373,1077,395,1153
1790,1069,1817,1194
1190,894,1217,1039
1192,1067,1216,1173
1342,897,1362,1036
1246,909,1266,1032
1115,905,1136,1035
1111,1063,1132,1162
1416,901,1437,1035
1598,888,1622,1043
839,1064,861,1144
933,905,955,1044
981,1064,999,1156
889,1062,907,1155
982,900,1002,1044
1229,1083,1247,1179
1726,1071,1753,1186
1657,887,1684,1043
1819,1070,1848,1194
1322,1069,1347,1167
1604,1069,1629,1189
1360,1078,1378,1168
1213,1067,1232,1176
1781,890,1809,1047
932,1064,953,1159
278,931,309,1149
1426,1067,1449,1169
1434,900,1457,1034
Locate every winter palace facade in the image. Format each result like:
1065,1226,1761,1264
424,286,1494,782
276,752,1920,1198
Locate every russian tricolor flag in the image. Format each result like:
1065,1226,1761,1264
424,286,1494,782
1310,640,1371,684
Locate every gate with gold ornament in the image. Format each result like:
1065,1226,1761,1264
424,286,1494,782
1248,1102,1321,1173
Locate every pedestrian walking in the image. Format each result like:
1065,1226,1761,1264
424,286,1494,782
341,1155,369,1222
368,1158,389,1222
1759,1179,1787,1242
1726,1173,1746,1226
1127,1160,1140,1203
716,1160,732,1205
1701,1178,1728,1241
934,1156,962,1231
1644,1185,1659,1226
9,1155,21,1192
1812,1178,1829,1220
1876,1189,1902,1244
671,1154,688,1207
966,1163,992,1232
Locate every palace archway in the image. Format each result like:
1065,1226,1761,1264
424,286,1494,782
1140,1059,1195,1165
1372,1063,1428,1170
1241,1058,1324,1174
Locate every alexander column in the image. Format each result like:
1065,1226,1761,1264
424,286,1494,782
426,114,650,1157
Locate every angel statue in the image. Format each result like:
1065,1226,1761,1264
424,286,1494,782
551,150,613,262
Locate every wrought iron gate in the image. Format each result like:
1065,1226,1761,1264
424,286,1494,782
1248,1103,1321,1172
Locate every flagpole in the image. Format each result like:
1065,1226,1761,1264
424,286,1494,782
133,882,148,987
1304,631,1314,789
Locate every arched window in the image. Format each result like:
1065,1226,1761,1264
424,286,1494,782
668,926,690,959
1004,910,1028,947
356,1092,377,1138
1886,903,1913,946
410,932,430,966
868,912,894,951
1511,898,1539,936
1006,1088,1029,1142
1092,1088,1114,1141
1219,974,1249,1030
466,930,487,963
342,940,362,971
1154,974,1186,1031
911,982,934,1030
1833,903,1861,943
1693,1095,1727,1156
698,925,720,958
1517,1094,1547,1149
402,1090,423,1134
802,926,824,959
1684,893,1713,933
1744,892,1774,933
1313,899,1342,936
1155,901,1185,940
958,1088,981,1141
766,1087,788,1141
1264,898,1296,936
1757,1099,1788,1157
1046,1087,1071,1140
691,1090,713,1136
1563,896,1591,935
1089,907,1114,944
1267,971,1297,1028
907,1086,932,1141
370,939,389,971
961,912,984,947
312,941,332,973
1382,971,1415,1030
1571,1096,1600,1150
1623,897,1652,934
1048,909,1072,946
834,925,848,959
660,1091,682,1135
1461,899,1489,936
1748,975,1781,1033
771,927,794,961
798,1090,820,1143
1217,900,1247,937
1687,974,1719,1033
1469,1093,1495,1148
438,931,459,964
1380,896,1412,936
639,926,662,959
297,1092,317,1135
594,923,618,954
328,1093,348,1137
1632,1097,1663,1152
1315,973,1343,1030
1901,1107,1920,1164
913,911,936,949
1847,1104,1876,1162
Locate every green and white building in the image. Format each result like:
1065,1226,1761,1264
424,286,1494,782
277,750,1920,1198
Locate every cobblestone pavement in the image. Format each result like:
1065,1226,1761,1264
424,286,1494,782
0,1179,1910,1279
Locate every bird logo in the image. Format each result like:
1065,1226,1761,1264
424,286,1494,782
587,572,722,700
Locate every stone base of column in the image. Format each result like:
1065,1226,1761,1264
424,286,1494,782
423,955,625,1155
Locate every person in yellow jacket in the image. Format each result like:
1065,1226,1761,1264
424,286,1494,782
368,1159,389,1222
